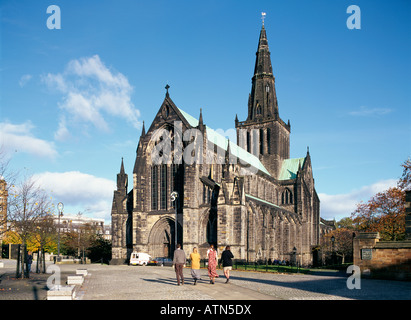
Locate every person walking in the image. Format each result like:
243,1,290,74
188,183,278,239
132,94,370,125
189,247,201,285
221,246,234,283
206,244,218,284
26,251,33,277
172,244,186,286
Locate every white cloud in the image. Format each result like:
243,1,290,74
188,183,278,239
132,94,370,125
19,74,32,87
318,179,397,221
42,55,141,137
63,91,109,131
43,73,67,92
348,106,393,117
54,116,71,142
0,121,58,158
86,200,113,221
33,171,116,221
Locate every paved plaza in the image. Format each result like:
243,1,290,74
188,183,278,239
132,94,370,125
0,259,410,301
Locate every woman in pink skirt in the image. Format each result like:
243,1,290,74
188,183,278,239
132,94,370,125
207,244,219,284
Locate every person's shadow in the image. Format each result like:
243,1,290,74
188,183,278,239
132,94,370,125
142,277,208,286
142,278,178,286
32,286,39,300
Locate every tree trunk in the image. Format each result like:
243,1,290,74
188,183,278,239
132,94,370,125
42,250,46,273
22,245,28,279
36,250,40,273
15,244,21,278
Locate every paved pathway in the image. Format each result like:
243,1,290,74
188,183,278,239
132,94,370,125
79,264,274,300
1,259,410,300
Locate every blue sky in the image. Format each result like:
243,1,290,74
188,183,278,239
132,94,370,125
1,0,410,223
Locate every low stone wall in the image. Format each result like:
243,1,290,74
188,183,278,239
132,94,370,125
353,232,411,280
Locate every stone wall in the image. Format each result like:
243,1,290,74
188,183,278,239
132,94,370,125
406,190,411,240
353,232,411,280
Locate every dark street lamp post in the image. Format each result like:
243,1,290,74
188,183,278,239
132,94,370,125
331,235,335,265
57,202,64,260
170,191,178,249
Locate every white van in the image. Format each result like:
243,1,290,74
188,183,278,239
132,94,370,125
130,252,151,266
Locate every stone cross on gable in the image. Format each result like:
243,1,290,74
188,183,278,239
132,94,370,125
165,84,170,97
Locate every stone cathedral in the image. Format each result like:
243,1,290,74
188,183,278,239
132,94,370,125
111,23,321,266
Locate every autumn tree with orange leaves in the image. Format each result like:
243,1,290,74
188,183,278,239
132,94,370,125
351,158,410,241
322,228,356,264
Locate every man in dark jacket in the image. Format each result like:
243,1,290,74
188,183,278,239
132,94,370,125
172,244,186,285
221,246,234,283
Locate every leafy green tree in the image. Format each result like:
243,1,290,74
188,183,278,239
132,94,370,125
337,217,354,230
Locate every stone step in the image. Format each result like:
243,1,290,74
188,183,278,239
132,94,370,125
76,269,88,276
47,285,76,300
67,275,84,285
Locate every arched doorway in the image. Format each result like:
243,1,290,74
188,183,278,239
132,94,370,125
148,217,181,258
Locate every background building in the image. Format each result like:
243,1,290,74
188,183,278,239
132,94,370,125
53,214,107,239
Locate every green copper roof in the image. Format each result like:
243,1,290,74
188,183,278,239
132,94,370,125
177,108,199,128
279,158,305,180
245,193,281,209
177,107,271,176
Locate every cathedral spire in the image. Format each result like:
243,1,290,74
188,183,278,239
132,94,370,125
236,19,290,178
248,18,279,121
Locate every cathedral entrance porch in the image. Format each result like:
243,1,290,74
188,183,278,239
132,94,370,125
147,217,182,259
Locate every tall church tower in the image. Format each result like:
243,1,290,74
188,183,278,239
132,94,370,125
111,157,131,264
236,22,290,178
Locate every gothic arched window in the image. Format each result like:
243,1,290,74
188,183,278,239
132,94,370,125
281,188,293,205
160,165,167,210
151,164,169,211
151,166,158,210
